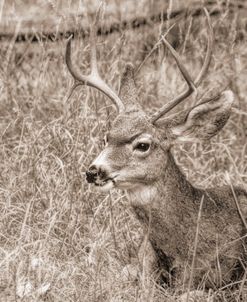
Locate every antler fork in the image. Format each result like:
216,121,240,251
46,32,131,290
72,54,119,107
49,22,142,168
65,9,125,113
150,8,213,124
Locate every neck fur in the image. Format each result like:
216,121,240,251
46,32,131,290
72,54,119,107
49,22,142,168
125,151,202,266
127,151,199,207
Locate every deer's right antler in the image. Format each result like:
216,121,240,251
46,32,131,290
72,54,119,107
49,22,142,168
65,9,125,113
150,8,213,124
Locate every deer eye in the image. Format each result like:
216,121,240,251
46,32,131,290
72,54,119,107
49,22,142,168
134,142,150,152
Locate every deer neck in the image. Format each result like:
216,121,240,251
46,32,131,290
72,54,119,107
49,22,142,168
127,150,199,208
126,151,201,263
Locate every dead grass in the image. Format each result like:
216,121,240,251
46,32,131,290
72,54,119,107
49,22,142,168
0,1,247,301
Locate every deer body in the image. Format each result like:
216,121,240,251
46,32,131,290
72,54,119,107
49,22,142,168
94,109,247,288
65,8,247,292
128,150,246,287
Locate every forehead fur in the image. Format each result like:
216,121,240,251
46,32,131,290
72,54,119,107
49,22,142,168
109,111,155,141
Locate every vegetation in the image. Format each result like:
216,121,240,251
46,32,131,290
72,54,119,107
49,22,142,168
0,1,246,301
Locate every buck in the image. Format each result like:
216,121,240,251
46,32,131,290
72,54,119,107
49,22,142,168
65,9,247,297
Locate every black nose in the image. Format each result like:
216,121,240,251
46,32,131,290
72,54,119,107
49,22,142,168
86,165,107,183
86,166,98,183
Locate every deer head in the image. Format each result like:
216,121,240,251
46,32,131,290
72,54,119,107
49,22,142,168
65,9,234,192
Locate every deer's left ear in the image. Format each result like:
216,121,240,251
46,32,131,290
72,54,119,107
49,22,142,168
170,90,234,142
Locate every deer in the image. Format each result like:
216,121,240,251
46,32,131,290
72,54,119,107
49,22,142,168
65,8,247,299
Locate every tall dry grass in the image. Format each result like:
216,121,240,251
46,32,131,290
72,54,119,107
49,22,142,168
0,1,246,301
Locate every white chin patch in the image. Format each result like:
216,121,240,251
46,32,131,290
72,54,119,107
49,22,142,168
94,180,114,192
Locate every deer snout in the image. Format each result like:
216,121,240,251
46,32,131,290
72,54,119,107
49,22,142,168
85,166,98,183
86,165,107,184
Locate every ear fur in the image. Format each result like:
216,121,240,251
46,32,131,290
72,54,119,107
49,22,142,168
119,63,142,112
170,90,234,142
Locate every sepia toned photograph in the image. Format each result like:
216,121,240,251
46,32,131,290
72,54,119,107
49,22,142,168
0,1,247,301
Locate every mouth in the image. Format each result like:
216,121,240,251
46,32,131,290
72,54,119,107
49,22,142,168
93,176,118,191
94,176,139,191
94,177,115,187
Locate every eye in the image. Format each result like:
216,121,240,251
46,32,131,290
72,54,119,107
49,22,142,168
134,142,150,152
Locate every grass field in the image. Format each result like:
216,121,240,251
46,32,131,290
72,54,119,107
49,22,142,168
0,1,247,301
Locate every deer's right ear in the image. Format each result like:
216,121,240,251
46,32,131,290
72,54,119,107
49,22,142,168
169,90,234,142
119,63,142,111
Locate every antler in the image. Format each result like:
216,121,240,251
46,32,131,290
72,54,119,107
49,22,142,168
150,8,213,124
65,10,125,113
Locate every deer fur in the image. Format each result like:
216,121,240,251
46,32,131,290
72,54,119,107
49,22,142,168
65,9,247,292
87,67,247,290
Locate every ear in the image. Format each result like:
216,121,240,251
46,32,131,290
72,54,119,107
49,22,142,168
170,90,234,142
119,63,142,112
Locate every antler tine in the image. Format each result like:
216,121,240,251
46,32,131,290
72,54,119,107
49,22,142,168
65,9,125,113
194,8,213,86
150,8,213,124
